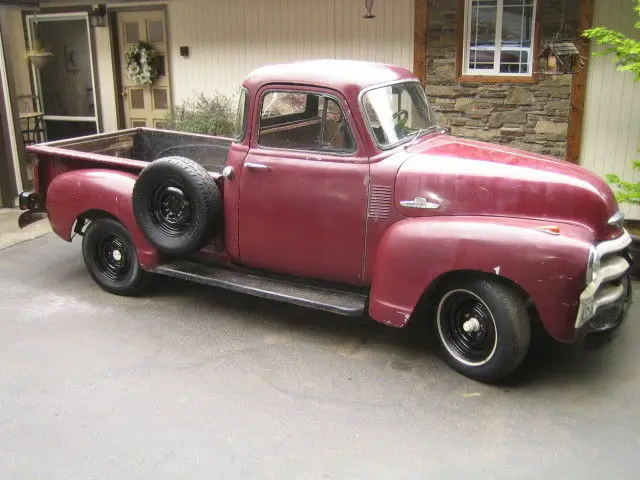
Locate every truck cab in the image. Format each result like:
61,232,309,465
19,60,632,383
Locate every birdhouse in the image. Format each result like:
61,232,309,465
539,40,583,75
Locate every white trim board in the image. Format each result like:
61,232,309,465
0,19,23,193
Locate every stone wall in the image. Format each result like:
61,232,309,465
424,0,579,159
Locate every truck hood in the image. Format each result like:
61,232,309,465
395,136,620,240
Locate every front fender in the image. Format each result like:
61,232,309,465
368,216,594,342
46,169,160,269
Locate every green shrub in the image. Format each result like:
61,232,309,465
166,93,235,137
605,160,640,206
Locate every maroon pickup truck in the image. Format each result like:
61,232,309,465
19,60,632,382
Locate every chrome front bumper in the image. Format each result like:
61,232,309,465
576,230,632,329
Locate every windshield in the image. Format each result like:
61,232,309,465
361,81,434,148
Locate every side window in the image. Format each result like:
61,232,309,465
258,91,355,154
323,98,355,152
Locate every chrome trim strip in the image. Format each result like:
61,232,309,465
599,256,631,284
399,197,440,210
608,211,625,227
596,230,632,257
577,285,625,328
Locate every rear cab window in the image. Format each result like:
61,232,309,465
258,91,355,154
234,87,249,141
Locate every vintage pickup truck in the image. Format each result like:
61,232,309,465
19,60,632,383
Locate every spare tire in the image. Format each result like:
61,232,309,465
132,156,221,255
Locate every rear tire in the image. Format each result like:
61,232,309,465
434,277,530,383
82,218,151,296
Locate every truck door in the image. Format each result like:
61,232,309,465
237,87,368,285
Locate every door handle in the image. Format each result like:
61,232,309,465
245,162,271,172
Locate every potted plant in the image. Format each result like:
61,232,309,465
606,164,640,278
25,42,54,69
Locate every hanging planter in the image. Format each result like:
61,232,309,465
25,44,54,70
125,41,158,86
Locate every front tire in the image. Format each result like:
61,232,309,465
82,218,151,296
434,277,531,383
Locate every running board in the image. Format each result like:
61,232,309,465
153,261,368,316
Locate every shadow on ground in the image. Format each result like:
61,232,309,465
143,271,638,390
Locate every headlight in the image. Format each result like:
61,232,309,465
585,246,601,284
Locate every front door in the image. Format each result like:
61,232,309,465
116,10,171,129
26,13,99,141
237,88,369,285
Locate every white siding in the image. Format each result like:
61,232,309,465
3,6,31,104
3,0,414,133
167,0,415,101
94,25,118,131
581,0,640,220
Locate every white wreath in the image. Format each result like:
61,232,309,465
125,41,157,86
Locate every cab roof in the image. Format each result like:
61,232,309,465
243,60,417,93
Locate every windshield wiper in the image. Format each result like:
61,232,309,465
404,125,445,149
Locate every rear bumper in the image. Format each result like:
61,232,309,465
17,191,47,229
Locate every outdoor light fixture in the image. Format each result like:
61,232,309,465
364,0,375,18
90,4,107,28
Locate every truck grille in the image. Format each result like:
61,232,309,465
576,231,632,328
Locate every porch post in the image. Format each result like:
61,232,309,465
566,0,595,164
413,0,428,86
0,15,20,206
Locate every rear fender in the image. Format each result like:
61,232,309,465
368,217,594,342
46,169,160,269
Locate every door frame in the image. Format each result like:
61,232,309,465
0,21,26,198
109,5,173,130
25,11,101,135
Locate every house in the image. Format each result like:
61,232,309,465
0,0,638,219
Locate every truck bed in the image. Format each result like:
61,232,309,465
28,128,232,174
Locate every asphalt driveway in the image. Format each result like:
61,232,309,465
1,233,639,479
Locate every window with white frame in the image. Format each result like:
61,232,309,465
463,0,537,76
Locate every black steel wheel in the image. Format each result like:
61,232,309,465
150,182,193,236
434,277,530,383
82,218,151,296
133,156,221,255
